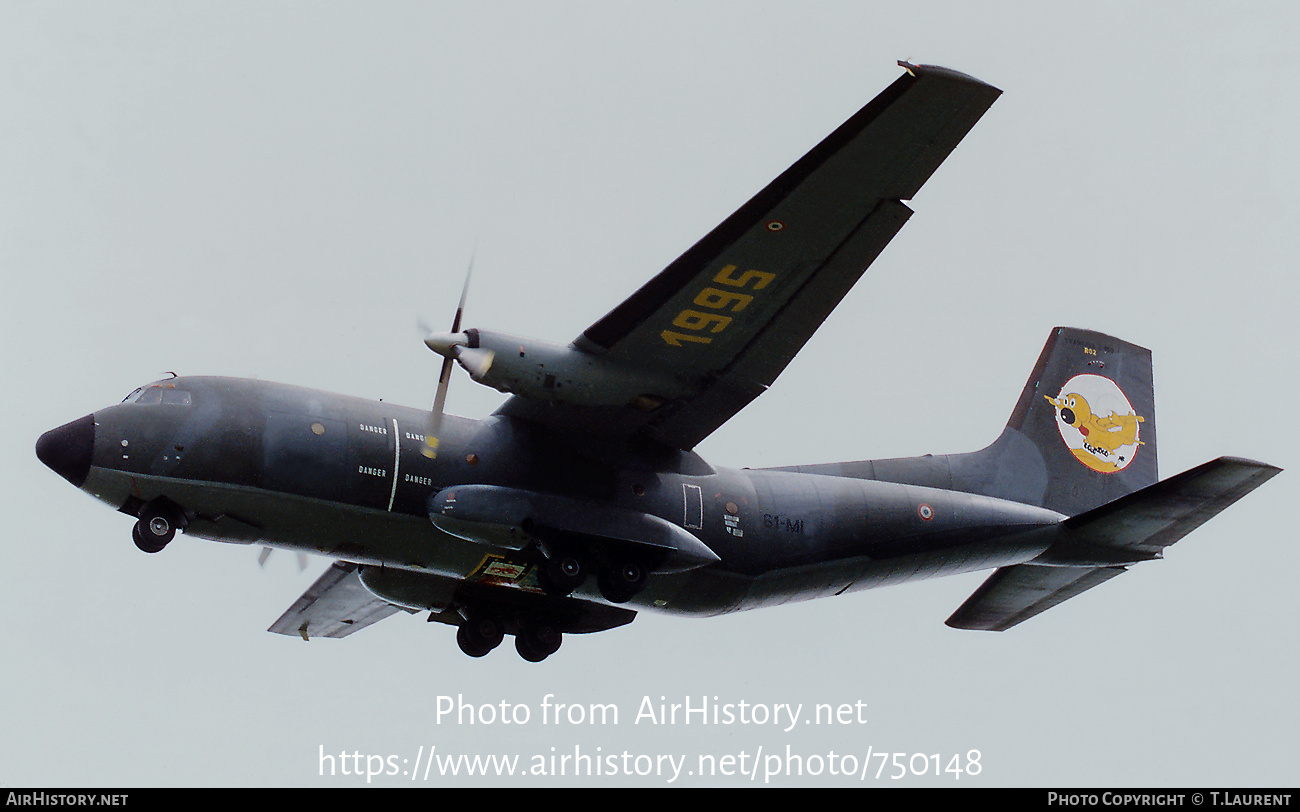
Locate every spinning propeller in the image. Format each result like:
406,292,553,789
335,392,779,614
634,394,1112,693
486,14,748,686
421,259,494,458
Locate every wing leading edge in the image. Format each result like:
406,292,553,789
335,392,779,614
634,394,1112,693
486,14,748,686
499,63,1002,450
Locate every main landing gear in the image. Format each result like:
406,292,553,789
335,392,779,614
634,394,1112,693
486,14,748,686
452,611,563,663
437,572,638,663
131,499,185,554
534,540,652,604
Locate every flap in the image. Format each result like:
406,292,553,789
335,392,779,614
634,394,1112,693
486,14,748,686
268,561,413,640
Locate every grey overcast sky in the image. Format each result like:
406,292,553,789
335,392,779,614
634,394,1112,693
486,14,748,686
3,2,1296,787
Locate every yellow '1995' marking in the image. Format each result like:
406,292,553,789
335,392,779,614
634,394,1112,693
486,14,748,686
660,264,776,346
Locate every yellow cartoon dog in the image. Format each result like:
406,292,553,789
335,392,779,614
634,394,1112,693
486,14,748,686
1045,392,1144,453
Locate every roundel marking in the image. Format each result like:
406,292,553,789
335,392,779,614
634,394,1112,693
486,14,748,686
1044,373,1145,474
917,503,934,521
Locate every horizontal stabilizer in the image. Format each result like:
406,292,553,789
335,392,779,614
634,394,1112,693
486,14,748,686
945,565,1125,631
268,561,413,640
946,457,1281,631
1050,456,1281,562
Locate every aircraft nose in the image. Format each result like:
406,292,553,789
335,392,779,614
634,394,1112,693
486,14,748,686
36,413,95,488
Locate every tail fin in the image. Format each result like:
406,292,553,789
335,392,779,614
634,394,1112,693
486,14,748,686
768,327,1157,517
996,326,1157,516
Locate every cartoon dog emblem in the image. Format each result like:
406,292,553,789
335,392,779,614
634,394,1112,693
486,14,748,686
1045,374,1144,474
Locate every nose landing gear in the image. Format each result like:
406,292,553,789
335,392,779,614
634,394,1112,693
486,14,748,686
132,500,185,554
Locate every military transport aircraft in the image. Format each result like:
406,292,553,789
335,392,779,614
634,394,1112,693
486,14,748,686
36,63,1280,662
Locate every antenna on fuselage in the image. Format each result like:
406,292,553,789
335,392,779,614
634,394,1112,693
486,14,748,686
257,546,307,572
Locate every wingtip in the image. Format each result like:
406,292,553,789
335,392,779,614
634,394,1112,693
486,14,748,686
897,60,1001,93
1212,456,1283,478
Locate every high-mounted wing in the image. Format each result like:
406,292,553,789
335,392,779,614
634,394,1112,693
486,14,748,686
946,457,1282,631
500,63,1001,450
268,561,414,640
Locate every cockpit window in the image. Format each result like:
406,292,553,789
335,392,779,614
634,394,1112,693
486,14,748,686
137,387,164,405
123,384,192,406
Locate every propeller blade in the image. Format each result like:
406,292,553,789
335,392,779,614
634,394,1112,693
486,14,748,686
423,255,476,459
450,254,473,333
424,354,455,458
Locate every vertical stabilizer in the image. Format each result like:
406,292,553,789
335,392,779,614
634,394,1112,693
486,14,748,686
768,327,1157,517
1004,327,1156,516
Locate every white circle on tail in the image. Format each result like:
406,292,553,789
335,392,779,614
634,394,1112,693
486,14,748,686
1045,374,1145,474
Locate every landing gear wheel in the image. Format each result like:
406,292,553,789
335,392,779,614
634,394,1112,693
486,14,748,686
537,547,586,596
132,522,168,554
515,624,562,662
133,502,179,553
465,614,504,649
597,558,649,604
456,624,494,658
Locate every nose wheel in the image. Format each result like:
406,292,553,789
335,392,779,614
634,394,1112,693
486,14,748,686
132,501,184,553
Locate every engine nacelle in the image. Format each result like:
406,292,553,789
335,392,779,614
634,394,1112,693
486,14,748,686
428,328,691,408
